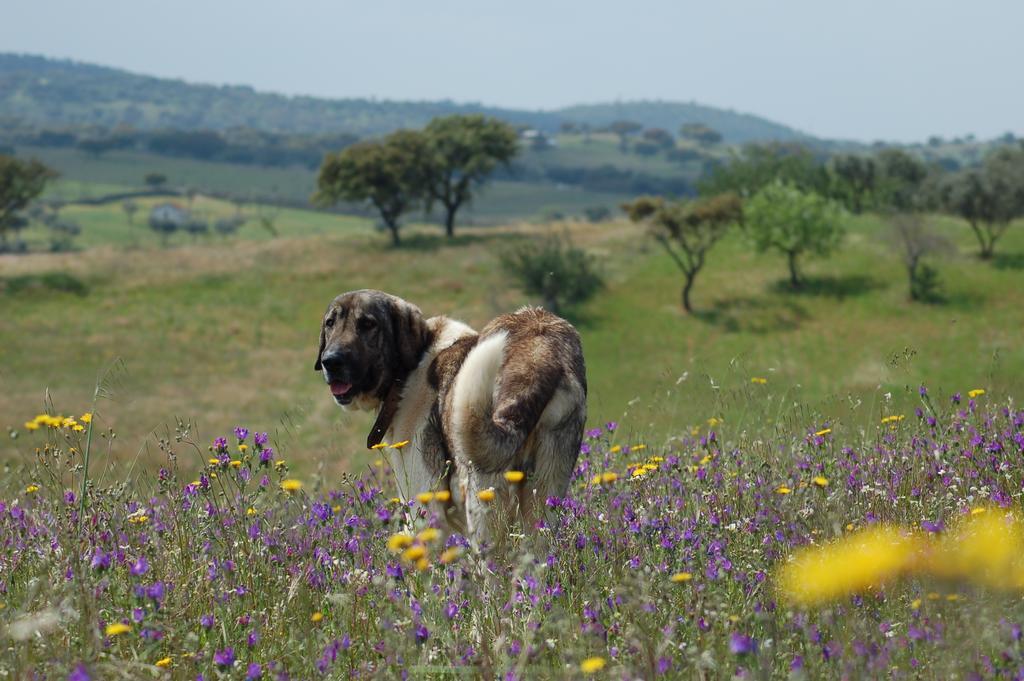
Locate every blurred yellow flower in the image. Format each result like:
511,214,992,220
415,556,430,571
207,458,220,466
246,507,256,516
670,572,693,583
105,622,131,636
609,445,621,454
814,428,832,437
25,484,40,494
274,460,286,469
80,412,93,423
229,460,242,468
477,488,496,502
155,657,172,668
280,479,303,492
416,492,435,504
971,507,987,515
880,415,905,425
751,377,768,384
630,468,647,478
24,421,40,431
504,471,525,483
417,528,441,543
402,545,426,562
776,486,792,495
370,442,389,450
580,657,606,673
776,525,921,606
238,444,248,453
968,389,986,398
128,514,149,524
911,598,922,610
311,612,324,623
631,444,647,451
387,533,413,553
812,476,829,488
440,547,461,564
391,440,411,449
434,490,451,502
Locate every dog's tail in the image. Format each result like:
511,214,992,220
448,329,575,473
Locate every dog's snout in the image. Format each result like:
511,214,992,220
319,349,350,373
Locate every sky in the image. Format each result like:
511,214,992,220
2,0,1021,143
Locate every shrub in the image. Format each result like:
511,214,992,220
500,233,603,316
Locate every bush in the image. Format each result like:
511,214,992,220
500,233,603,316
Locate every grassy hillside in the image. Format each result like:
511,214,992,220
0,53,811,142
2,193,1022,474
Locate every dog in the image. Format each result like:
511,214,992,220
314,289,587,545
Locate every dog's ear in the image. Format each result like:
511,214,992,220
389,297,430,373
313,322,326,372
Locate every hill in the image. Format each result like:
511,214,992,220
0,53,813,143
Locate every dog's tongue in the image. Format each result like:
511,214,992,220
330,382,352,397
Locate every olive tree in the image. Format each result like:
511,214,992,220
743,182,845,288
0,155,57,252
315,130,431,247
422,115,518,238
623,193,743,313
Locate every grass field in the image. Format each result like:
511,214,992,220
2,191,1022,477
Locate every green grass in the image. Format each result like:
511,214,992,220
2,195,1022,474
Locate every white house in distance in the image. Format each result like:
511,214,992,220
148,203,190,227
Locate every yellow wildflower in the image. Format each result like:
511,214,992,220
776,526,921,606
971,507,987,515
24,421,40,431
229,460,242,468
504,470,525,483
670,572,693,583
373,459,384,467
280,479,303,493
946,593,961,601
61,417,78,428
416,492,435,504
631,444,646,452
911,598,922,610
434,490,451,502
812,476,829,488
968,389,986,398
751,377,768,385
72,424,85,432
370,442,389,450
417,528,441,543
609,445,621,454
387,534,413,553
776,486,792,495
630,468,647,478
440,547,461,564
274,460,286,469
105,622,132,636
391,440,411,449
25,484,40,494
707,417,722,427
814,428,832,437
80,413,93,424
208,458,220,466
648,456,664,463
128,514,149,524
580,657,606,673
238,444,248,453
477,488,496,502
415,556,430,571
402,545,426,562
246,507,256,516
311,612,324,623
155,657,172,668
880,415,905,425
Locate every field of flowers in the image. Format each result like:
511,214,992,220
3,386,1024,679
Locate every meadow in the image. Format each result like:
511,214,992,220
2,183,1024,678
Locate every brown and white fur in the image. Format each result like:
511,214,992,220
314,290,587,546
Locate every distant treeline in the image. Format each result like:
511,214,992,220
0,122,358,169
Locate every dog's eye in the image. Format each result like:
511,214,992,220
357,317,377,331
324,317,334,328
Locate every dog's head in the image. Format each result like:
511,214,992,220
314,289,431,410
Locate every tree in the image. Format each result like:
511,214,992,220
315,130,431,246
500,232,603,317
874,149,929,212
743,182,845,288
623,193,743,313
607,120,643,152
937,146,1024,259
422,115,518,238
698,143,828,198
887,213,953,302
642,128,675,150
0,155,57,251
122,199,138,225
144,172,167,190
828,154,877,213
680,123,723,147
